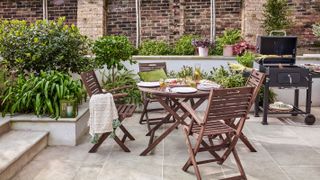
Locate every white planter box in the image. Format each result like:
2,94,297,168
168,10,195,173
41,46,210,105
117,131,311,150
8,102,89,146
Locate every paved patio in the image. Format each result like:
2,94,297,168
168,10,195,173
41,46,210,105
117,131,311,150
12,108,320,180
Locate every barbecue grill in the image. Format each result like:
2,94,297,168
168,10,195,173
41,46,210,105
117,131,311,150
254,36,316,125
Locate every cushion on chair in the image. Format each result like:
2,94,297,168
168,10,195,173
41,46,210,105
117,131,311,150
138,68,167,82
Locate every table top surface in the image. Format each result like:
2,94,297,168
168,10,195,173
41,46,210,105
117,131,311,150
138,86,210,98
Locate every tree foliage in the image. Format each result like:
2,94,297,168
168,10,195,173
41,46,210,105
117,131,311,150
262,0,291,34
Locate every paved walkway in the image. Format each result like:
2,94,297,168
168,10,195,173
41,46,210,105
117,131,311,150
12,108,320,180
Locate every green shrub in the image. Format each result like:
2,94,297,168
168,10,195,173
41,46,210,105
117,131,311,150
312,23,320,39
93,35,136,71
174,35,199,55
236,52,255,68
211,29,242,55
208,66,246,88
0,17,91,74
1,71,86,119
101,70,141,105
262,0,291,34
139,40,172,55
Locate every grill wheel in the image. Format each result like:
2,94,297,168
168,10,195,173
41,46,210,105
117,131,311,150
305,114,316,125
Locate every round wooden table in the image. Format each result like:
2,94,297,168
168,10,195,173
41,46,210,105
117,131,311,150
138,86,210,156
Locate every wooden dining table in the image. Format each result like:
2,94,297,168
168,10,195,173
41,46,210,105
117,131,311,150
138,86,210,156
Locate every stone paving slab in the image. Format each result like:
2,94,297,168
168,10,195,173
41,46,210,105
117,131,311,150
12,108,320,180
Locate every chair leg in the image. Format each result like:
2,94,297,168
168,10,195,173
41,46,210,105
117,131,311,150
113,135,130,152
139,99,149,124
239,133,257,152
89,132,111,153
232,148,247,180
119,125,135,141
183,128,202,180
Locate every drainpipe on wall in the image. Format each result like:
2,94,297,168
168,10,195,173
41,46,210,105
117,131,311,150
210,0,216,42
43,0,48,20
135,0,141,48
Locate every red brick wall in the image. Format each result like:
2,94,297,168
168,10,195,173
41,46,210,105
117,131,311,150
106,0,137,44
287,0,320,47
0,0,77,25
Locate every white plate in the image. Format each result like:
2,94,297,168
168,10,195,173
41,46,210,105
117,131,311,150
197,82,221,91
171,87,197,94
137,82,160,87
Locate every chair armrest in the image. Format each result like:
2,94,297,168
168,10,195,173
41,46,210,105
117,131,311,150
109,85,133,92
112,93,128,99
180,102,204,125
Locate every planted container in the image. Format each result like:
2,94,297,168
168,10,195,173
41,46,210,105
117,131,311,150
198,47,209,57
223,45,234,56
60,99,78,118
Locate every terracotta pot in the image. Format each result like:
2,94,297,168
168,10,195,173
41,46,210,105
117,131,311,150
198,47,209,57
223,45,234,56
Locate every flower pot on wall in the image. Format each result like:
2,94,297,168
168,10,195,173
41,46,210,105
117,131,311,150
223,45,234,57
198,47,209,57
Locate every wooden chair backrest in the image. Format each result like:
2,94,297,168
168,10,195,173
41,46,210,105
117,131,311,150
204,87,254,125
80,71,103,97
245,70,265,106
139,62,167,73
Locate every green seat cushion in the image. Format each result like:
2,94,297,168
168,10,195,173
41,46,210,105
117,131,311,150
138,68,167,82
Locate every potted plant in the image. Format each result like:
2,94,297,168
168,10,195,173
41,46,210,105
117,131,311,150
216,29,242,57
192,39,214,57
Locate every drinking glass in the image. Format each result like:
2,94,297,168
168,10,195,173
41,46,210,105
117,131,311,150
194,63,201,82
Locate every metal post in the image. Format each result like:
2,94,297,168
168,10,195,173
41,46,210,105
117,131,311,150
306,75,312,114
43,0,48,20
135,0,141,48
210,0,216,42
262,78,269,125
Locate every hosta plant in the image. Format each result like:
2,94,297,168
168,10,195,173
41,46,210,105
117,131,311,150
1,71,86,119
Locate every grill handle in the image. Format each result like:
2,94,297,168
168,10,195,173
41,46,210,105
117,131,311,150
288,74,292,84
269,30,287,36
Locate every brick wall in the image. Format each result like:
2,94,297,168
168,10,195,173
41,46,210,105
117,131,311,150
215,0,242,35
106,0,137,43
243,0,320,49
0,0,77,25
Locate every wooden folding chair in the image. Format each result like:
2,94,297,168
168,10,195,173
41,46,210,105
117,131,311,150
181,87,255,180
138,62,175,130
81,71,136,153
209,70,265,152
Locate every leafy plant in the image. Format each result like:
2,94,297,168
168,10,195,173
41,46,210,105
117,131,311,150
0,17,91,74
101,70,141,105
233,41,256,56
139,40,172,55
236,52,255,68
1,71,86,119
212,29,242,55
262,0,291,34
208,66,246,88
177,66,193,78
191,39,214,48
312,23,320,39
93,35,136,71
174,35,200,55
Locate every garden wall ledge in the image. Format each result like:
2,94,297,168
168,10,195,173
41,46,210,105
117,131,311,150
132,55,320,61
8,102,89,146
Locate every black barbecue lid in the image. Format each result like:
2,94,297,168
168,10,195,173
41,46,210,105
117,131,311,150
256,36,297,56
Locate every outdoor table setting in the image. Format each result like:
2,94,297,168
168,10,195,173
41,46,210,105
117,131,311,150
137,71,221,156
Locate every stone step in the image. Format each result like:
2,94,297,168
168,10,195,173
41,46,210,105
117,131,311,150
0,130,48,180
0,120,10,137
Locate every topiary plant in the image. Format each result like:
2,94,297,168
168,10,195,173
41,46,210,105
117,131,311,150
93,35,136,82
174,35,200,55
262,0,291,34
138,40,172,55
